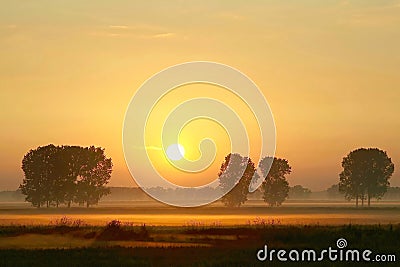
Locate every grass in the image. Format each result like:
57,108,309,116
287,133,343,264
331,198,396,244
0,202,400,266
0,220,399,266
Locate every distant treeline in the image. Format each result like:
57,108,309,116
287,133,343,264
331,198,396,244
2,186,400,203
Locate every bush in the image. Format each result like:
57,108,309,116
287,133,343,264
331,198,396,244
96,220,150,241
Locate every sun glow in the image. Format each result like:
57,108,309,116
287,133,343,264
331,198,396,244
143,83,261,187
166,144,185,161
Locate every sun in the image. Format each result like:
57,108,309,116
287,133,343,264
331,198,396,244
166,144,185,161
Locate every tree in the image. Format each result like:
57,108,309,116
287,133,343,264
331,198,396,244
218,153,258,207
75,146,112,208
20,145,58,208
339,148,394,207
60,146,86,208
259,157,291,207
289,185,311,199
383,187,400,200
326,184,343,199
20,144,112,208
47,146,76,207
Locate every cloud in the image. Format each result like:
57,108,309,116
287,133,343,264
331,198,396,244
108,25,129,29
90,24,176,39
149,32,175,39
89,31,124,37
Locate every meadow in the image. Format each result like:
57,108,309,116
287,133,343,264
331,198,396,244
0,200,399,266
1,200,400,226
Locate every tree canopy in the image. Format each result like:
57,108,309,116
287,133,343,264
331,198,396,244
218,154,291,207
259,157,291,207
339,148,394,207
289,185,311,199
218,153,258,207
20,144,112,208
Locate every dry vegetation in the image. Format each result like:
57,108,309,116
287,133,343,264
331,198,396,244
0,218,399,266
0,202,399,266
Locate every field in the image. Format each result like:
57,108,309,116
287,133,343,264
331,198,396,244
1,200,400,226
0,200,399,266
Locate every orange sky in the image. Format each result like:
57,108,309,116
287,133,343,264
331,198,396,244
1,0,400,191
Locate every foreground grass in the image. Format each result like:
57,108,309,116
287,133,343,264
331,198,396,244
0,222,399,266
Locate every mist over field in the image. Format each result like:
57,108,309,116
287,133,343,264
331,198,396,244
1,0,400,265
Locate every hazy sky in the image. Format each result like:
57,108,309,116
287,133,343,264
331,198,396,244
1,0,400,191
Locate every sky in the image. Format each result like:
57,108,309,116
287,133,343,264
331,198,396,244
1,0,400,191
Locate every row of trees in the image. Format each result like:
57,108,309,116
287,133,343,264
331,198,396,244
19,144,393,208
20,145,112,208
218,147,394,208
218,153,291,207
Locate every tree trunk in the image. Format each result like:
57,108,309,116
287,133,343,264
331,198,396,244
67,201,71,208
361,197,364,206
368,196,371,207
356,196,359,207
86,201,89,208
46,201,49,208
56,201,59,208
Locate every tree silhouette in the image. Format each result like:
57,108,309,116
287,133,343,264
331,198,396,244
20,145,58,208
218,153,258,207
60,146,86,208
75,146,112,207
259,157,291,207
326,184,343,199
339,148,394,207
289,185,311,199
20,145,112,208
